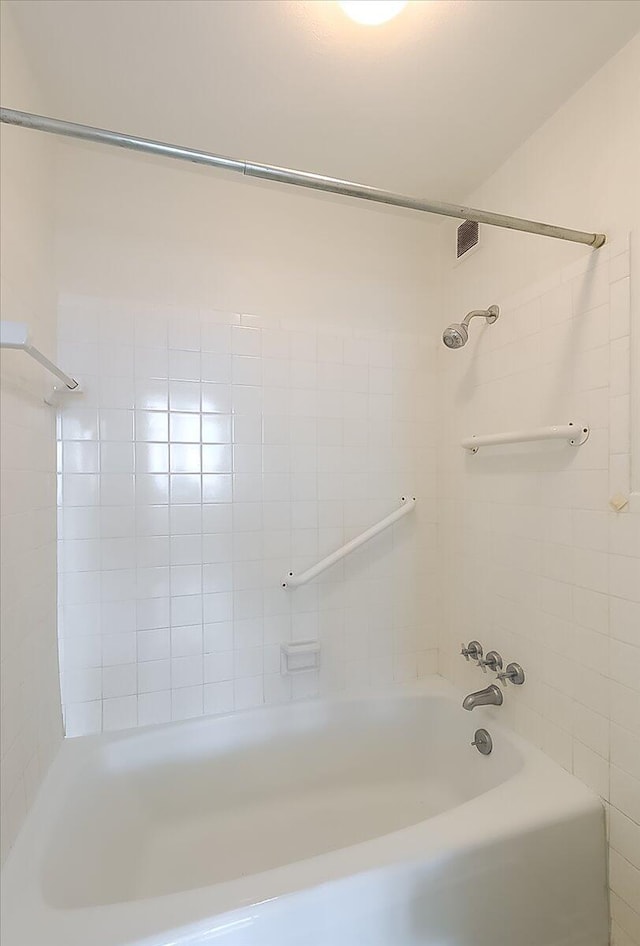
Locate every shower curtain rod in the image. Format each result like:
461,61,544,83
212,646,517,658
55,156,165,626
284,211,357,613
0,107,606,248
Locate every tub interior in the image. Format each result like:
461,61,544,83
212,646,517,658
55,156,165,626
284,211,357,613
41,697,522,908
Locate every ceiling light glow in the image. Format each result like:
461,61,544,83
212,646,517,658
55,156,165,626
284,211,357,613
338,1,408,26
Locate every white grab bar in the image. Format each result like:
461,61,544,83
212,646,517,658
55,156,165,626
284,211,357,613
0,320,78,389
283,497,416,589
462,422,589,453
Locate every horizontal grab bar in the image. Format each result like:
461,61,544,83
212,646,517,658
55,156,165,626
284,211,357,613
462,422,589,453
283,497,416,589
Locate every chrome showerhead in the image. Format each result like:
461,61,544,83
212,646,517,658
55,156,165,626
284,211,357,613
442,323,468,349
442,305,499,349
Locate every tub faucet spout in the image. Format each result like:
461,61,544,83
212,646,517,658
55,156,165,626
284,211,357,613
462,684,503,711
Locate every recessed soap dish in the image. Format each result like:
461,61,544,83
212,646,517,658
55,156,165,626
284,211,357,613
280,641,320,675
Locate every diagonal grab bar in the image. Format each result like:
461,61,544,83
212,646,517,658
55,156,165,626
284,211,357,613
0,320,78,389
282,497,416,589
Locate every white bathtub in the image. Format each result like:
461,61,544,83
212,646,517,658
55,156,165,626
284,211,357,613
1,677,608,946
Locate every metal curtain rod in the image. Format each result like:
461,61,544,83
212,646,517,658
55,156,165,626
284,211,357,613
0,107,606,248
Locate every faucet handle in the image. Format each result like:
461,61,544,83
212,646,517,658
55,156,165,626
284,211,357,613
471,728,493,754
461,641,483,661
466,641,483,661
496,662,525,685
478,651,503,674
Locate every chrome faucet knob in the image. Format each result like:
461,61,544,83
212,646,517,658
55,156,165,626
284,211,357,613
471,728,493,755
478,650,503,674
461,641,483,661
466,641,483,661
496,662,525,685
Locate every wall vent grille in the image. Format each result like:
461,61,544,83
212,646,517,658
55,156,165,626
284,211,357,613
456,220,479,259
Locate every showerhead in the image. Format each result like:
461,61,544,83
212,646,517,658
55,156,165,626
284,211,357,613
442,323,468,349
442,305,499,349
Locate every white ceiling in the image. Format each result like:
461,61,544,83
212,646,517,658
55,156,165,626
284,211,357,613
8,0,640,198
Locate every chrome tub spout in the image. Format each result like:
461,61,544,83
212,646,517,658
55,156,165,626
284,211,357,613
462,684,503,711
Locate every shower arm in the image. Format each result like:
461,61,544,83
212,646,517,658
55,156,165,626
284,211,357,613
0,107,606,248
462,308,498,327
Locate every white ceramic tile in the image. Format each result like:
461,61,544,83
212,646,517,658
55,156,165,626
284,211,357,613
610,598,640,647
202,383,232,414
170,473,202,503
610,277,631,340
102,664,137,699
201,353,232,384
171,624,203,657
170,504,203,535
232,326,261,356
137,691,171,726
103,695,137,731
62,408,99,441
203,445,232,473
100,473,135,506
135,410,168,442
204,622,234,653
135,473,169,505
137,566,170,599
234,675,264,710
203,562,233,592
170,594,203,626
204,652,234,683
202,413,232,443
201,323,232,354
138,659,171,693
64,701,101,737
136,536,171,569
135,349,169,382
610,894,640,946
170,534,202,565
611,766,640,826
62,668,102,703
170,443,201,474
168,317,200,352
203,474,233,503
137,626,171,660
170,564,202,596
61,473,99,507
610,850,640,915
611,807,640,871
62,441,100,474
102,632,136,666
101,443,135,474
169,412,200,443
611,723,640,782
169,352,201,384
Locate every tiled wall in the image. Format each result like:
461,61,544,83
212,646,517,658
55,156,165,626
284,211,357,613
57,297,438,735
438,239,639,944
0,6,63,865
